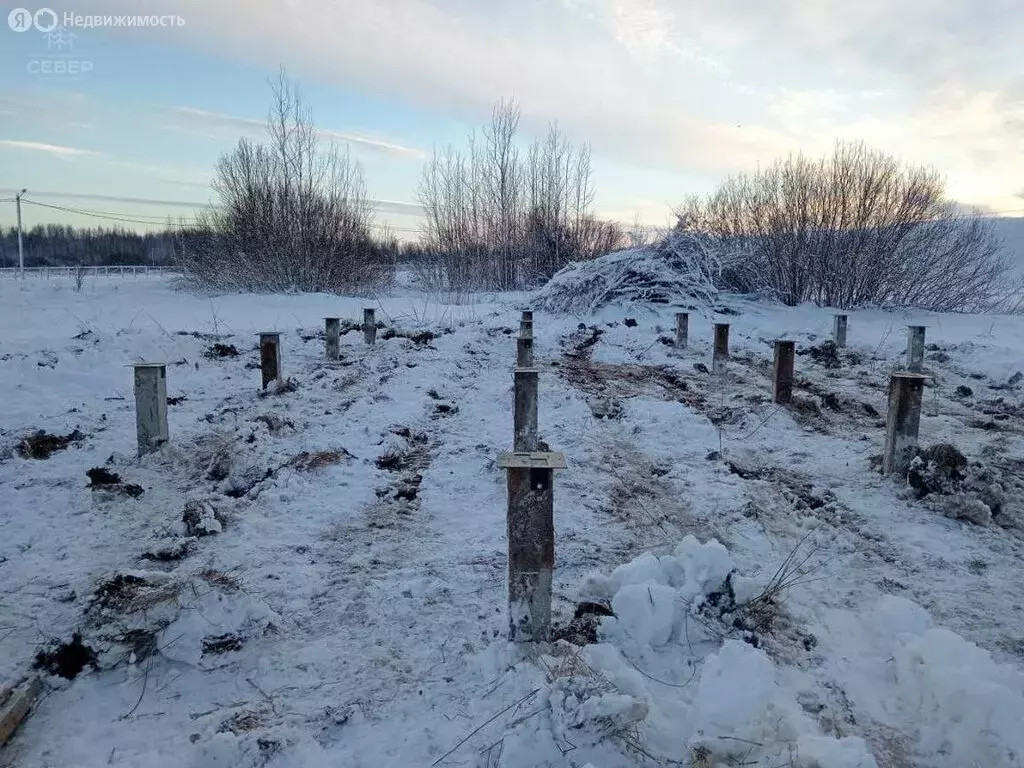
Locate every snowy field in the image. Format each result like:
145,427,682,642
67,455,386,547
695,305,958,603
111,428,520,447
1,275,1023,768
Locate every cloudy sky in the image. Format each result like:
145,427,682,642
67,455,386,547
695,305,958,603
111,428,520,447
1,0,1022,235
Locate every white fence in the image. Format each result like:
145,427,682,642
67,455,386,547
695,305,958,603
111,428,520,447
0,265,179,279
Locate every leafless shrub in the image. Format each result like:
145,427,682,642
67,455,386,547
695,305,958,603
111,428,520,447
176,70,395,294
676,141,1012,311
73,262,87,293
738,532,823,634
418,99,624,291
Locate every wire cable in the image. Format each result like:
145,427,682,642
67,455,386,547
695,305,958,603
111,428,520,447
14,198,423,233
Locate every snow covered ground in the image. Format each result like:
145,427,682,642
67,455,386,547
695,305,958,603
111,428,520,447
1,275,1023,768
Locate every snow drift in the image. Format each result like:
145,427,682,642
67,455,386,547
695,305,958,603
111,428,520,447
543,536,879,767
546,536,1024,768
529,232,721,314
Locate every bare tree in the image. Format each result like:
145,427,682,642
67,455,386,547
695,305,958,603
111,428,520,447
677,141,1011,311
418,99,620,291
179,70,391,293
72,261,87,292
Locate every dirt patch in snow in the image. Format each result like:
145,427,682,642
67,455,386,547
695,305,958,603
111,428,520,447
254,413,295,435
367,425,438,522
218,710,268,735
201,633,245,655
34,633,98,679
969,396,1024,434
906,443,1024,528
431,402,460,419
17,429,86,459
196,568,242,594
562,323,605,359
86,467,144,497
551,602,614,646
89,573,179,614
727,461,839,514
259,377,299,397
376,427,431,473
286,449,351,472
204,343,240,359
380,327,453,345
560,357,705,409
183,499,225,536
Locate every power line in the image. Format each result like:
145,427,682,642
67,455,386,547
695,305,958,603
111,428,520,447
22,200,200,227
13,197,423,233
27,202,199,222
0,188,425,217
0,189,215,209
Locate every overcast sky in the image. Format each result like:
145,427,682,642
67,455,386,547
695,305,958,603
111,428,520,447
2,0,1022,234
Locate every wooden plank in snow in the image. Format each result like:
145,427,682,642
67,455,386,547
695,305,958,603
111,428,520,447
0,677,43,746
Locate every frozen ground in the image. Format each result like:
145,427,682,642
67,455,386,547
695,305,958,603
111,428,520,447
1,275,1023,768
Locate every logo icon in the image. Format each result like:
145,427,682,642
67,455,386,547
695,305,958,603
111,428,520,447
8,8,33,31
44,24,75,50
7,7,58,32
34,8,58,32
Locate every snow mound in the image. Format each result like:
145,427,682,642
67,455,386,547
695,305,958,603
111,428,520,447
691,641,878,768
554,537,878,767
830,595,1024,768
563,539,1024,766
895,628,1024,766
529,232,720,314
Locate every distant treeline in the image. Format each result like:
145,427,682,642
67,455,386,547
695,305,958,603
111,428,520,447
0,220,437,272
0,224,190,268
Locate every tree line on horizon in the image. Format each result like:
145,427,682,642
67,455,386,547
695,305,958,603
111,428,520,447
0,224,180,269
11,72,1019,312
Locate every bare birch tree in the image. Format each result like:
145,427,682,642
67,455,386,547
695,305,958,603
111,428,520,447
418,99,621,290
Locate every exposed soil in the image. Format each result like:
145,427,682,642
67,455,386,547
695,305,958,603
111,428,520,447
34,633,98,679
17,429,86,460
201,633,245,655
204,343,240,359
287,450,351,472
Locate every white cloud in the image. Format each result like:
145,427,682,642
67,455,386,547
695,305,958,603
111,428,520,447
317,130,428,159
0,94,100,131
164,106,428,158
0,139,98,157
60,0,1024,211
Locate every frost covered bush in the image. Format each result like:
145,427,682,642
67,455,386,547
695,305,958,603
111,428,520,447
675,141,1011,311
530,231,722,314
418,100,624,291
175,72,396,295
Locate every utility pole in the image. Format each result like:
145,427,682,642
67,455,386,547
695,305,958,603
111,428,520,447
15,189,27,279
